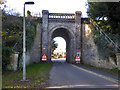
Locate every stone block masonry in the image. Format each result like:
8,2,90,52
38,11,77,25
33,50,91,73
82,24,118,69
41,10,82,63
25,23,42,65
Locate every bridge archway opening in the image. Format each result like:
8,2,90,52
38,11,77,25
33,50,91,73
50,27,72,63
51,37,66,63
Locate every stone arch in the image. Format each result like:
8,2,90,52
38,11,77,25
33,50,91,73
48,25,76,63
49,25,75,39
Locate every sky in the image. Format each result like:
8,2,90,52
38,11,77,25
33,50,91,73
5,0,88,17
4,0,88,51
53,37,66,51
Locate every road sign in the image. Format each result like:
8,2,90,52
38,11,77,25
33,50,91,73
77,52,81,56
42,54,47,61
75,54,80,61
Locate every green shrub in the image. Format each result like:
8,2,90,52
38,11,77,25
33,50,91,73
2,45,12,72
110,67,120,74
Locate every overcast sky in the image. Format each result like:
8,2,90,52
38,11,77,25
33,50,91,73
5,0,88,17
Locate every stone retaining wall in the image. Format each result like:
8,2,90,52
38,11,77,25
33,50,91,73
82,24,118,69
25,23,42,65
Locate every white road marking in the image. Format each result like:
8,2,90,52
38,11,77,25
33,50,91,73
71,64,119,83
46,84,119,88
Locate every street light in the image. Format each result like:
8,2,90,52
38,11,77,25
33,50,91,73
23,1,34,81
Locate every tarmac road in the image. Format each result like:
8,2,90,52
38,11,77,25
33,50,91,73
47,59,119,89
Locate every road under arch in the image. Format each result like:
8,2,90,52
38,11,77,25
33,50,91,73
51,28,71,62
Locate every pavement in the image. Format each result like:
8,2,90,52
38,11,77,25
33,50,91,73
46,58,120,89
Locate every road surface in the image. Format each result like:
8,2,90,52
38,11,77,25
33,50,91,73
47,59,119,89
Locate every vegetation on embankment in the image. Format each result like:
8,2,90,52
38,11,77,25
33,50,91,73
2,9,57,72
87,2,120,61
2,63,52,88
2,9,42,72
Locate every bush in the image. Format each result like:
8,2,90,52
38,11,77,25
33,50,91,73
110,67,120,74
2,45,12,72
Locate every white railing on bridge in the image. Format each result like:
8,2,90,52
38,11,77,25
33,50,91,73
48,13,75,19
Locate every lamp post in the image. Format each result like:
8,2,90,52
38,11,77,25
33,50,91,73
23,1,34,81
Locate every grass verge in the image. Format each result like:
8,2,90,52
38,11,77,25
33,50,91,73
81,63,120,77
2,63,52,89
